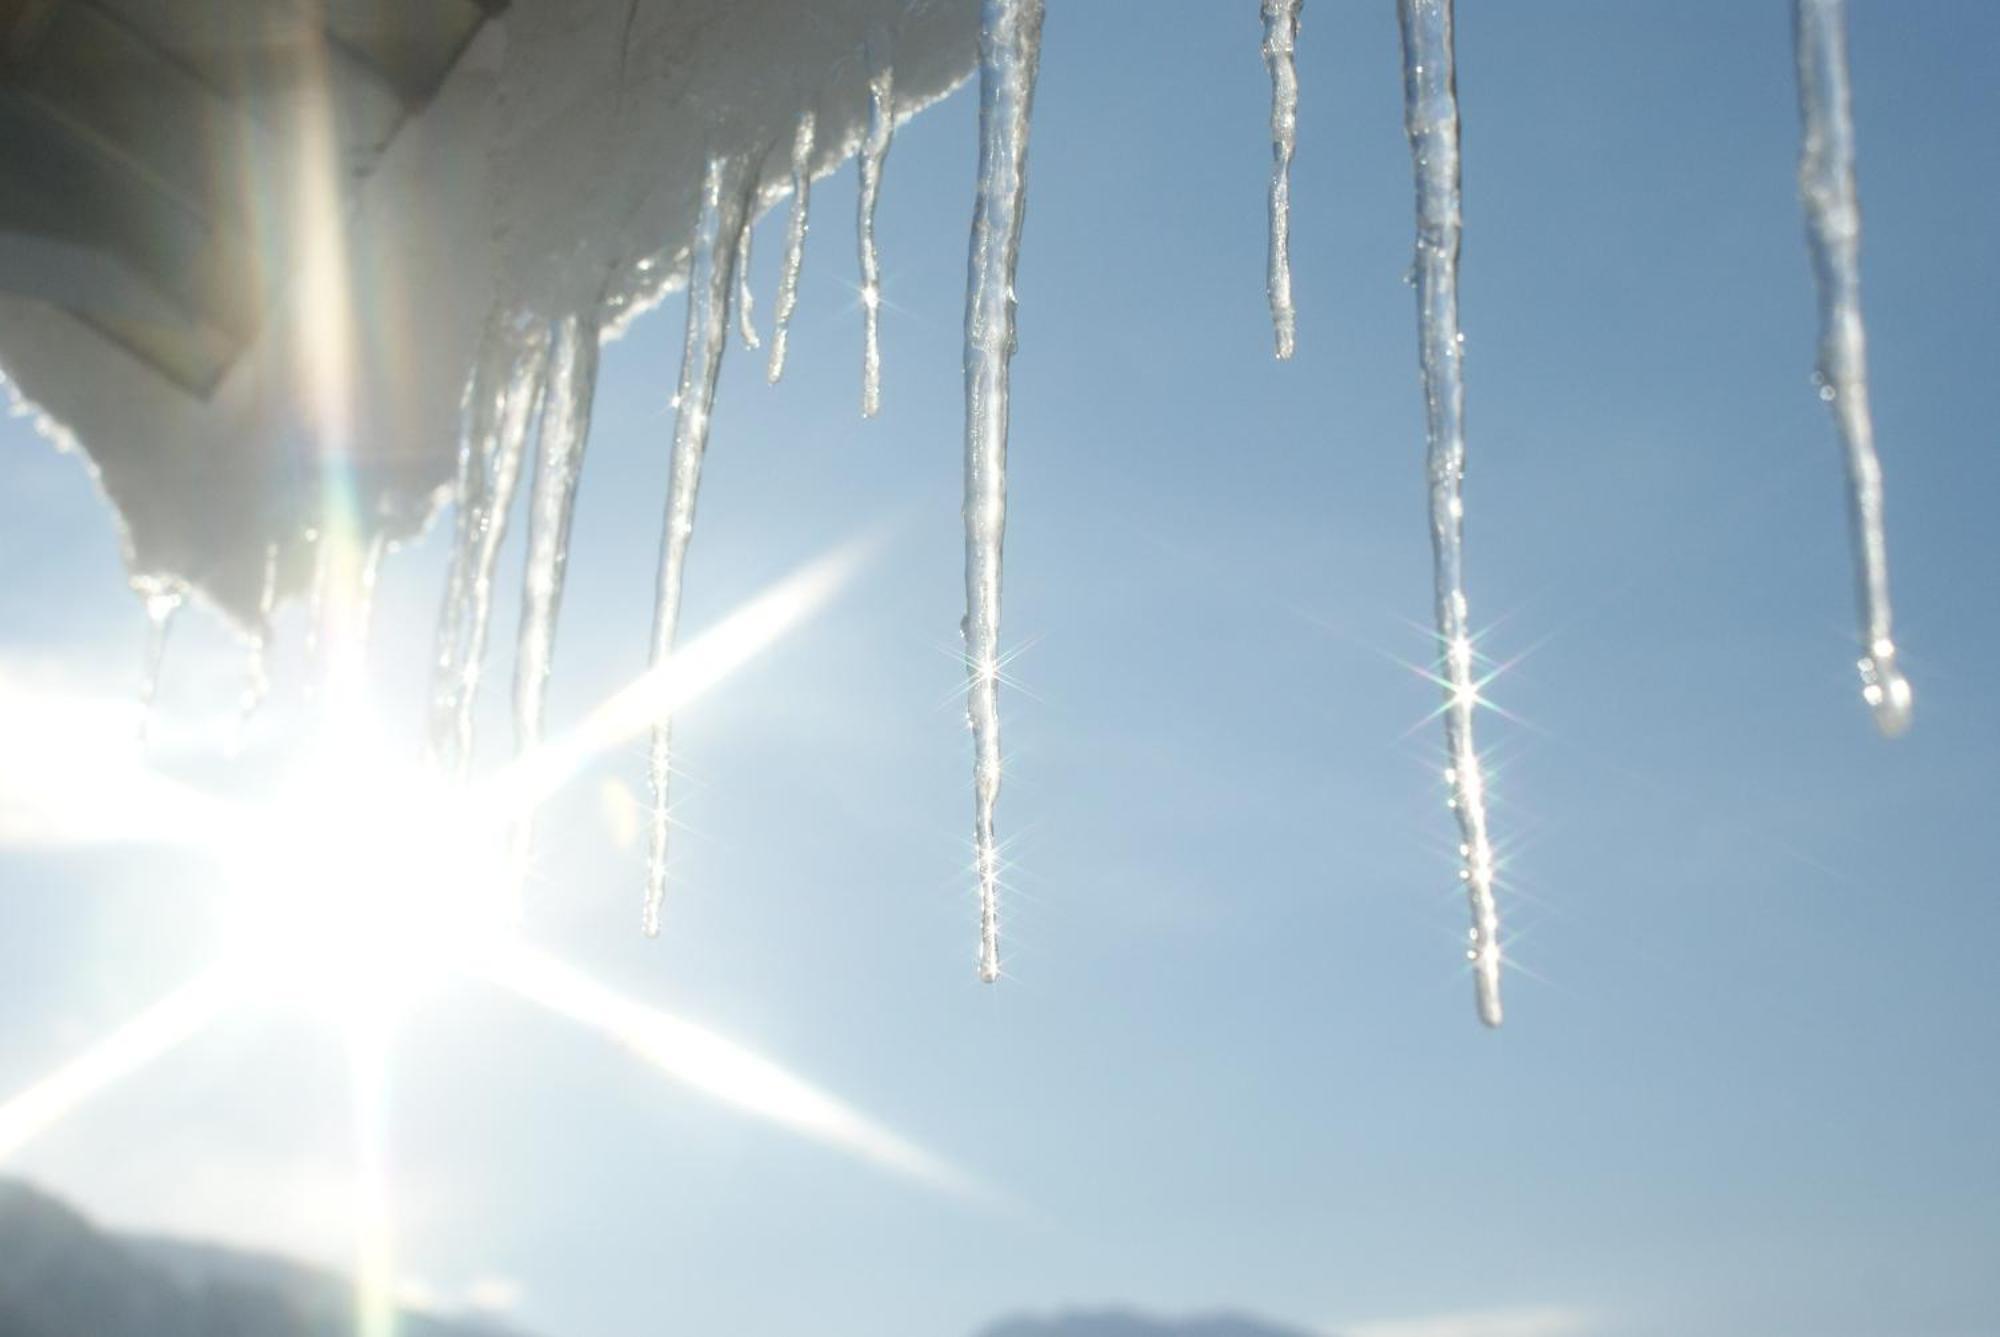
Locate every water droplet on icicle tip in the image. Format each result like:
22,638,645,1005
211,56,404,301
768,110,817,384
857,37,895,419
1261,0,1301,360
1398,0,1505,1028
1794,0,1913,740
962,0,1047,984
1859,641,1913,738
645,156,752,938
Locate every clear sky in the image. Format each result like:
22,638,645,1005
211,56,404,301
2,3,1997,1336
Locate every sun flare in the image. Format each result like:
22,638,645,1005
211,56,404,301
0,537,981,1336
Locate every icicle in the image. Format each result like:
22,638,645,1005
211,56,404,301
302,527,330,668
735,217,762,352
354,530,387,650
1793,0,1911,738
514,311,601,757
857,41,895,418
431,315,552,777
1397,0,1503,1028
961,0,1045,985
767,110,817,384
236,543,281,743
1262,0,1301,360
644,157,750,937
134,578,183,744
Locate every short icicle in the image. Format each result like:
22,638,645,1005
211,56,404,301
735,217,762,352
644,157,750,937
238,541,281,738
431,314,552,777
134,578,184,744
857,40,895,418
767,110,816,384
1262,0,1301,360
1793,0,1911,737
962,0,1046,984
1397,0,1503,1027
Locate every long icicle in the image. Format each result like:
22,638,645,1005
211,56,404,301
514,312,601,758
767,110,817,384
644,157,749,937
1793,0,1911,737
962,0,1045,984
431,316,551,777
1261,0,1301,360
1398,0,1502,1027
857,41,895,418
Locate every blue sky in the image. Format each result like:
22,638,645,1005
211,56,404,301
2,3,1998,1336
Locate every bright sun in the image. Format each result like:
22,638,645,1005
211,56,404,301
221,724,520,1026
0,538,983,1337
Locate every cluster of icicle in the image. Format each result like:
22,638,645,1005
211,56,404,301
403,0,1050,972
1370,0,1908,1024
151,0,1906,1027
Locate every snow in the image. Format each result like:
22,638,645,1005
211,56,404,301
0,0,980,629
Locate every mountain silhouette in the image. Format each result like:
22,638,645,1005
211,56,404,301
0,1180,523,1337
977,1309,1322,1337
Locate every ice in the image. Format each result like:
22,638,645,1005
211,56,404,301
238,543,282,737
1262,0,1302,360
961,0,1046,984
432,316,551,778
735,219,763,353
767,111,818,385
858,38,896,419
644,157,751,938
134,578,184,744
1793,0,1912,738
514,312,601,759
1397,0,1503,1027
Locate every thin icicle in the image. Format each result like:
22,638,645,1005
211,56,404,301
432,315,552,777
302,527,330,667
514,311,601,757
767,110,817,384
857,43,895,418
1398,0,1502,1028
354,530,387,649
238,542,281,737
735,217,762,352
1262,0,1301,360
134,578,183,744
644,157,750,937
962,0,1045,985
1793,0,1911,738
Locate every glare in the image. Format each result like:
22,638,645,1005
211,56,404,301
0,970,239,1161
487,944,988,1202
221,724,519,1025
0,533,982,1269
